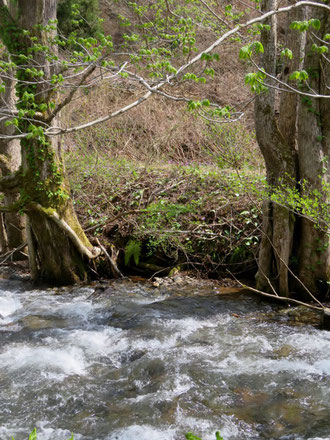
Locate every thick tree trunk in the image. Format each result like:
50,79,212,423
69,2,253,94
255,0,297,296
0,0,101,284
296,7,330,295
0,70,26,257
255,1,329,298
26,201,99,284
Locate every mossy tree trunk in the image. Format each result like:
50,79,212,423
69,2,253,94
255,0,329,298
0,0,100,284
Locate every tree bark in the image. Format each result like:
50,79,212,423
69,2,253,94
255,0,297,296
255,0,329,298
296,6,330,295
0,0,100,284
0,67,26,257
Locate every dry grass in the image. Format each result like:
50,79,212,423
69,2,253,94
61,1,261,166
62,76,262,168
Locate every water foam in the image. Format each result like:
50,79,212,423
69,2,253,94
0,345,86,376
106,424,177,440
0,291,22,324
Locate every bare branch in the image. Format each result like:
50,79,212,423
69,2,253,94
250,58,330,98
46,64,98,122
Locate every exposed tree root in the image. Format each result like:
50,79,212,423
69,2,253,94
34,204,101,260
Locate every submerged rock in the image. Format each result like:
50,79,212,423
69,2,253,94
19,315,67,330
272,344,296,359
277,306,321,326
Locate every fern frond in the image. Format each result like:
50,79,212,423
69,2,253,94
124,239,142,266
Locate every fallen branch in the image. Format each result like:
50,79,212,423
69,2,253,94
95,238,124,279
227,270,324,312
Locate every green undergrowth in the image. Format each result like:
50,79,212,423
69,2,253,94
66,147,265,278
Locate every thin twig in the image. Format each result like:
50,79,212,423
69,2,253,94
0,243,27,264
84,209,149,232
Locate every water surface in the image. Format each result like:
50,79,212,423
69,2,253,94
0,279,329,440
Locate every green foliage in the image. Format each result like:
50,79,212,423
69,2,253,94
244,70,267,93
57,0,102,39
312,43,328,54
185,431,224,440
239,41,264,60
28,428,37,440
289,70,309,82
124,239,142,266
186,434,202,440
269,176,330,230
290,18,321,31
281,48,293,59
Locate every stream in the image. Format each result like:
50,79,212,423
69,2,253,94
0,278,330,440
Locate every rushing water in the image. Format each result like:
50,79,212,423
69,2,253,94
0,278,330,440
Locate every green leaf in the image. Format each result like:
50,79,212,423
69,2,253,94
290,20,309,31
299,70,309,81
215,432,224,440
124,239,142,266
239,45,252,59
254,41,264,54
258,24,271,31
245,72,256,85
281,48,293,59
28,428,37,440
309,18,321,30
289,70,308,81
201,52,211,61
312,44,328,54
185,433,202,440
